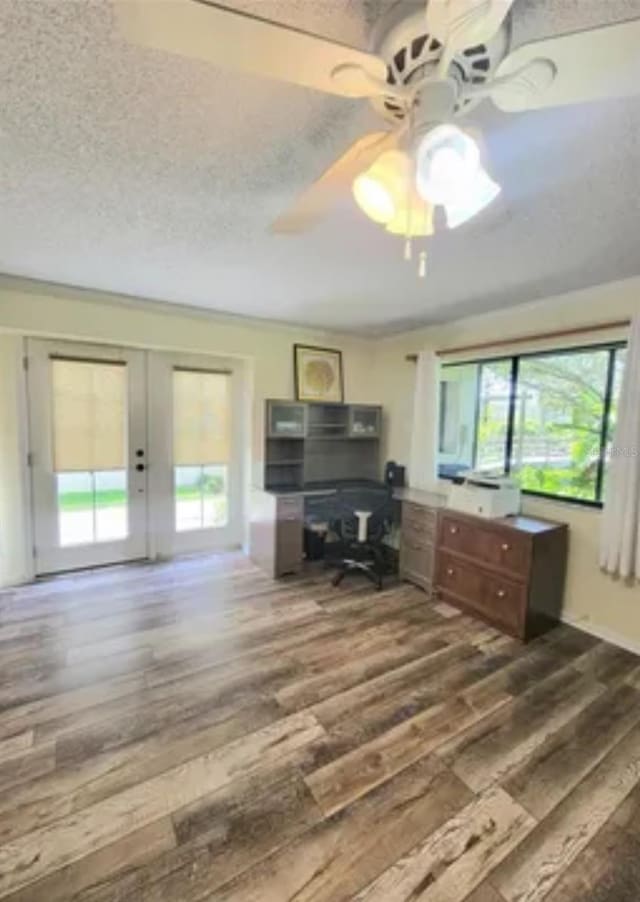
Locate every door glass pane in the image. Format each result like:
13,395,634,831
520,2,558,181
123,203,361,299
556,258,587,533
56,470,129,546
270,403,305,436
95,470,128,541
175,466,204,532
202,465,228,528
351,407,378,436
511,349,609,501
173,370,231,532
57,471,94,546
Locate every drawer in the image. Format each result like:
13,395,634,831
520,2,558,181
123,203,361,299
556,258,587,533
439,513,480,557
481,570,526,632
400,541,435,582
439,514,530,578
277,496,304,521
403,503,436,539
483,530,531,577
436,551,524,633
435,551,485,606
401,523,432,551
276,519,303,575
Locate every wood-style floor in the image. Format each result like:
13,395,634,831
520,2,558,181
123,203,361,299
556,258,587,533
2,554,640,901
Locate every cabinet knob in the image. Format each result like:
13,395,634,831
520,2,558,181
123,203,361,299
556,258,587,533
446,567,454,576
501,542,510,551
496,589,506,598
449,525,458,535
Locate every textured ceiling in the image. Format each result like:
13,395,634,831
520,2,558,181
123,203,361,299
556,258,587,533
1,0,640,335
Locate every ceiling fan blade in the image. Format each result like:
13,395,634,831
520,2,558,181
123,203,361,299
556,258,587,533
426,0,514,52
115,0,390,99
493,18,640,112
270,132,398,234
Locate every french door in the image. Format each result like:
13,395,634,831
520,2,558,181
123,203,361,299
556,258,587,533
27,340,244,575
147,351,243,557
28,339,148,574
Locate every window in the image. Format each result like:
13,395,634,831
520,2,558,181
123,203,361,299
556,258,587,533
437,343,627,506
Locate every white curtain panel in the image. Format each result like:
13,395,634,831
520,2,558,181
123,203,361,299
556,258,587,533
409,350,440,490
600,316,640,581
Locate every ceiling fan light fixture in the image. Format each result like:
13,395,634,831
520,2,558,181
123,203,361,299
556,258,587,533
444,166,501,228
415,124,481,206
353,174,396,223
352,150,409,224
385,196,434,237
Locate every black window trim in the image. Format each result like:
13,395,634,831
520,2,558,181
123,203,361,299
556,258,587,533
438,340,627,509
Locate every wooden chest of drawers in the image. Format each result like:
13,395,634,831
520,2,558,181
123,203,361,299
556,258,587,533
434,510,568,640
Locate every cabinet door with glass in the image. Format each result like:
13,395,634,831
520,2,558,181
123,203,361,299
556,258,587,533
266,400,308,438
348,405,381,438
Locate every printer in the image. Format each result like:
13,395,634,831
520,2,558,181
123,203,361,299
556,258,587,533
447,471,521,519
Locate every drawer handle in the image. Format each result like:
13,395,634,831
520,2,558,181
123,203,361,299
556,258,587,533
501,542,510,552
446,567,455,576
449,526,459,535
496,589,506,598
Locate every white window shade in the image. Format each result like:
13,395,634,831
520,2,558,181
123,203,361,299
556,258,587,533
173,369,231,466
52,359,127,472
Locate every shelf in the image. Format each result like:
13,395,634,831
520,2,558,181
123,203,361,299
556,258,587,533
266,460,304,467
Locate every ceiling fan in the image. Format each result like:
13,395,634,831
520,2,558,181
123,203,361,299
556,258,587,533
116,0,640,248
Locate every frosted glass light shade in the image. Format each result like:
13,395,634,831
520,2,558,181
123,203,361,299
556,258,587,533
352,150,410,224
386,195,434,237
416,125,481,206
445,167,501,228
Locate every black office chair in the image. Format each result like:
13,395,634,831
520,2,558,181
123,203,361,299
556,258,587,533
329,487,393,590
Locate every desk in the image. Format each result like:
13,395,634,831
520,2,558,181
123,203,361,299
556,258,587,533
249,481,387,578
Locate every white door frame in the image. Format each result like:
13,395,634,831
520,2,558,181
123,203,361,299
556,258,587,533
148,350,246,557
27,338,149,574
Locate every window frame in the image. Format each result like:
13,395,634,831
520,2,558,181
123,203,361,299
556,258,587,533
438,340,627,508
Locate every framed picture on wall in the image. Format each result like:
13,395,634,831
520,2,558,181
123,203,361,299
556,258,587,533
294,344,344,403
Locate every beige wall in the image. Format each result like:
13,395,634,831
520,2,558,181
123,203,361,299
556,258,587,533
0,277,378,586
373,276,640,649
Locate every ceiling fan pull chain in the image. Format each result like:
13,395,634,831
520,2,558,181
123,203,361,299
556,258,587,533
418,249,427,279
404,238,413,261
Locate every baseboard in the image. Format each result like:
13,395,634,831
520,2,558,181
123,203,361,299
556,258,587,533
561,611,640,657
